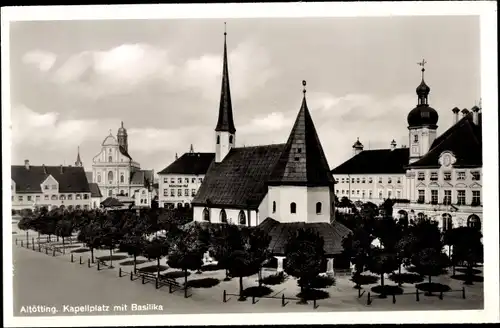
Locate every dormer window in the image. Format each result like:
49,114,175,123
417,172,425,181
444,172,451,181
471,171,480,181
430,172,438,181
457,171,466,180
44,185,49,190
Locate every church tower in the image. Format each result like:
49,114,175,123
215,23,236,163
407,59,439,164
75,146,83,167
117,121,128,152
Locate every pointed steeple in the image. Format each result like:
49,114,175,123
215,22,236,134
269,81,334,187
189,144,194,153
75,146,83,167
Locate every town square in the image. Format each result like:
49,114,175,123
3,2,499,327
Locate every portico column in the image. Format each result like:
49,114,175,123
276,256,285,273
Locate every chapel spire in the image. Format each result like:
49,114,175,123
75,146,83,167
215,22,236,134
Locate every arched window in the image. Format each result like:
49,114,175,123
108,190,112,197
203,208,210,222
75,205,81,209
97,175,101,183
316,202,322,214
108,156,112,163
290,202,296,214
220,209,227,223
229,135,233,144
272,201,276,213
216,135,220,144
442,213,453,231
238,210,246,225
177,203,183,209
108,171,113,183
467,214,481,230
120,174,124,183
51,195,57,200
184,203,190,209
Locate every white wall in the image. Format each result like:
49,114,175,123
193,205,256,226
215,131,234,163
257,193,269,225
158,173,205,208
333,173,407,202
306,186,331,223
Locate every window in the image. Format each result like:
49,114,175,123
336,190,339,194
388,178,392,184
36,195,40,201
397,178,401,184
430,172,438,181
44,185,49,190
170,178,175,183
191,189,196,196
163,178,168,183
216,135,220,144
472,190,481,206
471,171,480,181
51,195,57,200
75,205,81,210
108,171,113,183
351,178,355,183
442,214,453,231
219,209,227,223
170,190,175,197
192,178,196,183
272,201,276,213
352,190,355,194
185,178,189,183
431,190,438,204
238,210,246,225
84,194,89,200
443,190,451,205
362,178,366,184
108,190,112,197
342,190,345,194
418,190,425,203
164,189,168,196
52,185,57,190
379,191,383,199
97,175,101,183
457,190,466,205
414,134,418,143
316,202,322,214
397,190,401,198
229,135,233,144
177,189,182,196
44,195,49,200
68,194,73,200
388,190,392,199
362,190,366,198
356,178,360,184
467,215,481,230
368,178,373,183
356,190,360,195
290,202,297,214
199,178,203,183
178,178,182,183
378,177,382,183
120,175,124,183
341,178,345,183
184,189,189,196
27,196,32,201
457,171,466,180
203,208,210,222
108,156,112,163
140,199,143,204
76,194,82,200
417,172,425,181
443,172,451,181
59,195,66,200
369,190,373,198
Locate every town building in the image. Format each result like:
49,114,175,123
157,145,214,209
331,61,483,231
88,183,102,209
190,28,351,274
11,155,91,211
90,122,155,204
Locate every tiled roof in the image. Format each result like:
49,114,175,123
85,171,93,183
158,152,215,175
257,217,351,256
191,144,286,210
408,113,482,168
130,169,154,186
88,183,102,198
11,165,90,194
331,148,410,175
100,197,123,207
269,96,335,187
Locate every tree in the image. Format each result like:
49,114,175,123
77,220,101,263
143,237,170,274
167,223,209,297
119,213,149,273
96,212,124,268
448,227,483,285
367,248,399,291
284,228,325,304
246,228,272,287
55,219,74,254
373,216,402,252
341,226,374,288
17,216,33,245
394,232,416,286
208,224,244,281
411,248,450,294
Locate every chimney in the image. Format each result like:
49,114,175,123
390,139,397,151
60,165,64,174
42,164,47,174
452,107,460,124
24,159,30,170
471,105,480,125
461,108,469,118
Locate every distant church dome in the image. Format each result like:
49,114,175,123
117,121,127,136
407,63,439,128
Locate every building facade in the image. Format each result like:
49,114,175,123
157,145,214,209
91,122,155,204
11,158,91,211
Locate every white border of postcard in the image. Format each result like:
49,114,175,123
2,1,499,326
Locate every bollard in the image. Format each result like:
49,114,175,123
32,238,35,247
130,272,133,281
142,275,145,284
358,288,361,298
392,294,396,304
21,240,23,247
416,288,420,302
282,294,285,307
38,244,41,252
313,298,317,309
97,261,100,271
15,239,18,245
367,292,371,305
119,268,122,277
223,290,227,302
184,286,188,298
79,256,82,265
45,247,48,255
71,253,74,263
462,287,466,299
252,295,255,304
169,282,173,293
27,241,29,248
32,242,35,251
439,291,443,300
88,258,90,268
52,249,56,257
155,277,159,289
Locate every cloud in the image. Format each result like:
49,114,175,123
22,50,57,72
49,41,276,101
239,111,293,134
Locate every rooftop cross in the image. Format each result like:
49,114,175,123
417,58,427,80
302,80,307,95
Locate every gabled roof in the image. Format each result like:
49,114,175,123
130,169,154,186
331,148,410,175
408,113,482,168
215,32,236,134
158,152,215,175
88,183,102,198
257,217,351,256
191,144,285,210
268,95,334,187
11,165,91,194
100,197,123,207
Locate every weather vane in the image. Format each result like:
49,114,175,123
417,58,427,69
302,80,307,94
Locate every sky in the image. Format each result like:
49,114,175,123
8,16,481,174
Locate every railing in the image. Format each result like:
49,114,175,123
222,289,320,309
